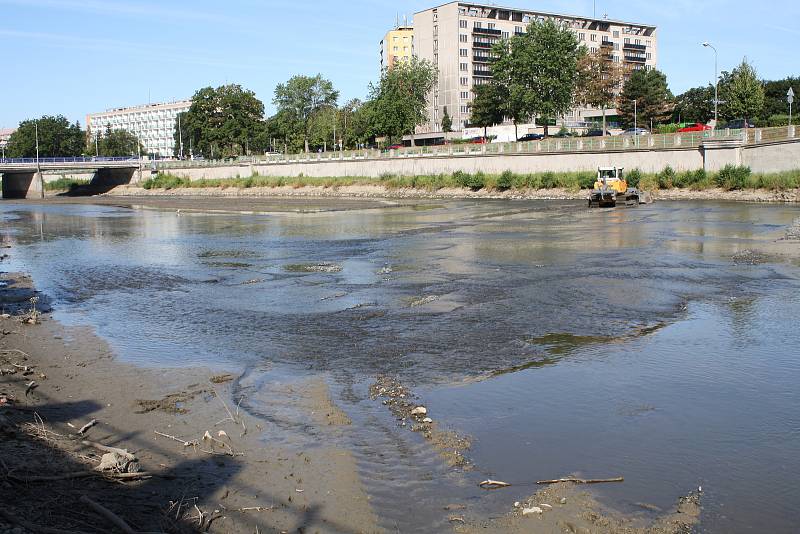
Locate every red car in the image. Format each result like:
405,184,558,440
469,137,489,144
678,123,712,133
387,144,405,150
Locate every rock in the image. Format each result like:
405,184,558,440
514,501,521,508
422,417,433,423
522,507,544,516
411,406,427,416
560,497,567,504
540,504,553,509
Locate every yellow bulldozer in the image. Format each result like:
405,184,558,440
588,167,652,208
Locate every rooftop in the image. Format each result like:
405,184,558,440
415,1,656,30
89,99,192,116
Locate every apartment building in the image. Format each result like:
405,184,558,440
86,100,191,157
413,2,658,134
0,128,15,156
380,25,415,71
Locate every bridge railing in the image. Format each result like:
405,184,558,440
150,126,797,171
0,156,140,165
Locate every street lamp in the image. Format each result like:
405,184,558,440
702,42,719,126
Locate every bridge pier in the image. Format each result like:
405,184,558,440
1,171,45,199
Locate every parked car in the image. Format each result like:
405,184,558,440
621,128,650,136
469,136,489,144
724,120,755,130
387,144,405,150
677,123,712,133
585,129,611,137
518,133,545,142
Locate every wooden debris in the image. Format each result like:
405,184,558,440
80,495,137,534
479,479,512,489
77,419,98,435
536,477,624,485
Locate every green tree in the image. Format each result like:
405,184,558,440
179,84,266,159
274,74,339,153
672,85,716,124
6,115,84,158
576,49,625,134
441,107,453,133
469,83,505,138
761,76,800,119
491,19,581,138
720,59,765,125
371,57,437,145
617,69,674,128
349,99,380,148
91,125,145,157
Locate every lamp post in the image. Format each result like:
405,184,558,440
633,99,638,147
702,42,719,126
35,121,44,198
177,113,184,160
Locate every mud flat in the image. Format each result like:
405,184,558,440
0,274,378,533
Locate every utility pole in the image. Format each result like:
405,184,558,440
177,113,184,159
702,42,719,126
35,121,44,198
95,131,99,157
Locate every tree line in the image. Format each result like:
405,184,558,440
4,19,796,159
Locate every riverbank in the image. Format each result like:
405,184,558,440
0,274,379,533
101,182,800,203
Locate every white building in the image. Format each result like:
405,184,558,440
413,2,658,135
86,100,191,157
0,128,15,156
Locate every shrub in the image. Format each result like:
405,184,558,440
496,170,514,190
657,165,676,189
577,172,596,189
466,171,486,190
626,169,642,188
540,172,558,189
638,174,659,192
715,165,751,191
453,171,470,188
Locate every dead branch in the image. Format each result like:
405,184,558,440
536,477,624,485
80,439,136,461
25,380,38,396
77,419,97,435
479,479,512,489
10,471,154,482
155,430,199,447
80,495,137,534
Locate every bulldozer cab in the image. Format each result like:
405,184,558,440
595,167,627,193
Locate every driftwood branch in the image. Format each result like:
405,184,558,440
80,495,137,534
80,439,136,461
10,471,154,482
77,419,97,435
536,477,624,485
479,479,512,489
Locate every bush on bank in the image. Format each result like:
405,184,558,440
43,178,91,191
141,167,800,193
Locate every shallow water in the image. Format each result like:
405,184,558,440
1,198,799,532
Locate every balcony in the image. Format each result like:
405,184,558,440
473,68,492,78
601,53,615,62
473,27,502,36
473,54,495,63
623,42,647,51
600,40,613,48
473,41,495,49
624,55,646,63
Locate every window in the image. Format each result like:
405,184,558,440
578,33,585,41
460,19,467,28
460,49,468,57
646,53,652,60
613,31,619,38
502,31,509,38
474,21,482,28
460,77,469,85
624,38,630,44
461,105,469,113
460,63,468,71
393,46,398,52
515,26,523,33
460,34,467,43
460,91,470,99
614,43,619,50
590,34,597,42
590,47,597,53
635,39,641,45
488,23,495,29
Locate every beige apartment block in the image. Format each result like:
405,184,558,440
86,100,191,158
413,2,658,134
380,25,415,71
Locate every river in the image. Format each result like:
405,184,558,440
1,198,798,532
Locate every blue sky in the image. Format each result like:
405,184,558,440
1,0,798,129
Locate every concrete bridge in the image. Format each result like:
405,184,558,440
0,158,147,198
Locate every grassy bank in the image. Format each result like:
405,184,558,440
141,166,800,193
43,178,91,191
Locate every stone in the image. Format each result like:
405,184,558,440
560,497,567,504
514,501,521,508
422,417,433,423
522,507,543,516
410,406,427,416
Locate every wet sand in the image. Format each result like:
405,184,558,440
1,274,379,533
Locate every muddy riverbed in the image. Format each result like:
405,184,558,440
2,197,799,533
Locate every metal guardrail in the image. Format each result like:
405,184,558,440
0,156,140,165
151,126,797,171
